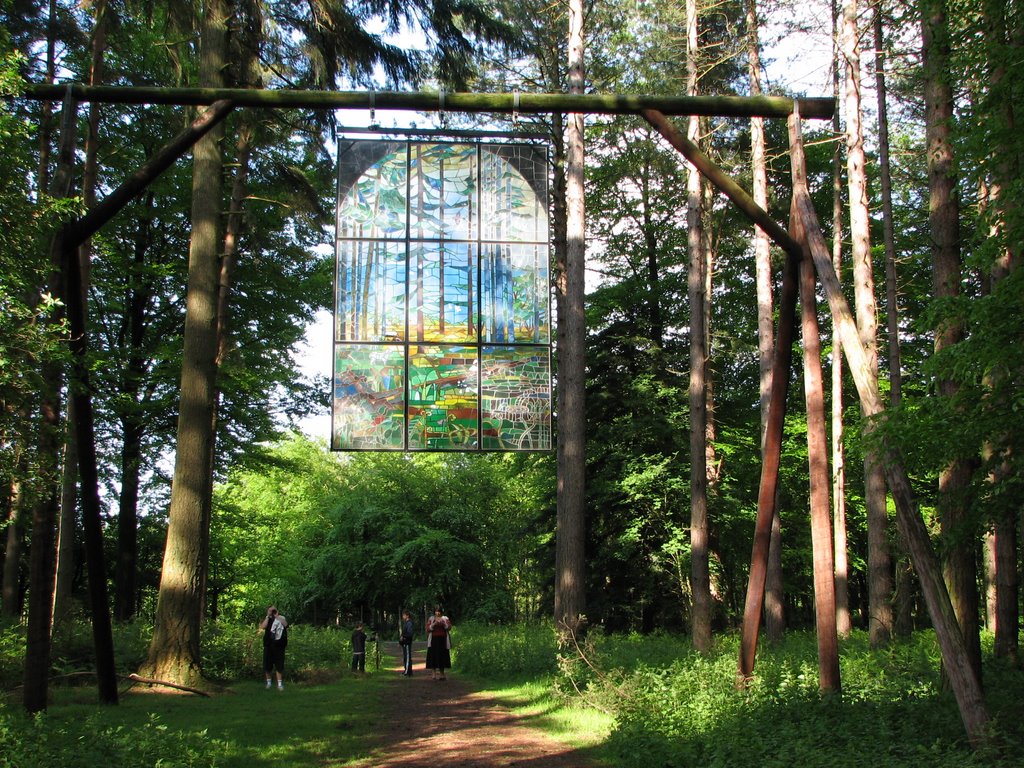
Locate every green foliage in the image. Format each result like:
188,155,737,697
211,437,553,626
0,704,224,768
585,632,1024,768
449,620,560,679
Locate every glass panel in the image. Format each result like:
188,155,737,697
407,345,479,450
409,143,476,241
336,240,406,342
337,142,408,240
409,242,477,343
480,146,548,242
480,242,550,344
481,346,551,450
333,140,551,452
332,344,406,450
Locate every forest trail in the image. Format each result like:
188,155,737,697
343,642,603,768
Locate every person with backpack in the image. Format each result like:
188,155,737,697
260,606,288,689
399,611,415,676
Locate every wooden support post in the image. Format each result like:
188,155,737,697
788,113,990,745
793,189,840,693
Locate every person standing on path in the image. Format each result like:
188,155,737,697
425,607,452,680
260,606,288,689
399,611,415,676
351,622,368,672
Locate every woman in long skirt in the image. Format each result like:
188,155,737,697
425,607,452,680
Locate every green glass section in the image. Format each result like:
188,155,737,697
337,142,408,240
409,143,477,240
332,344,406,450
480,147,548,242
481,346,551,450
407,345,479,450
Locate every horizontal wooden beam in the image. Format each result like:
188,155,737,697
19,84,835,120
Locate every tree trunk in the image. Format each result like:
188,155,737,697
747,0,784,643
142,0,229,688
842,0,892,647
25,89,78,714
686,0,712,654
829,1,851,636
922,0,983,682
554,0,586,635
55,0,109,629
2,472,26,618
23,83,837,120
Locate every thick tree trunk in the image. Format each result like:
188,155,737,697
842,0,892,647
142,0,230,688
686,0,712,654
922,0,983,682
747,0,784,643
554,0,586,635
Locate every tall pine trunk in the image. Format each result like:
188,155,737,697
921,0,983,682
842,0,892,646
142,0,229,688
554,0,587,635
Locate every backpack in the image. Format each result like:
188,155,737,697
277,623,288,649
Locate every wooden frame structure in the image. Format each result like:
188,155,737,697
20,83,986,741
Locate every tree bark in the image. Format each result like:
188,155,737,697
554,0,587,635
829,7,851,635
842,0,892,647
142,0,230,688
24,88,78,714
686,0,712,654
23,83,837,120
747,0,784,643
922,0,983,682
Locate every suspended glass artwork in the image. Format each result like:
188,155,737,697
333,140,551,451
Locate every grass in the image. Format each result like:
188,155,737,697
465,677,614,749
1,672,388,768
3,622,1024,768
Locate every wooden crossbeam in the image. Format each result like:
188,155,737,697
19,83,835,120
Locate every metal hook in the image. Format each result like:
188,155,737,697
368,89,378,129
438,89,447,128
512,89,520,128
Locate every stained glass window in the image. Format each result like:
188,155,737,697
333,140,552,451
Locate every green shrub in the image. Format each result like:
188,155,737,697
450,620,559,679
0,701,226,768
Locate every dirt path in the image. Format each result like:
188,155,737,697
346,642,602,768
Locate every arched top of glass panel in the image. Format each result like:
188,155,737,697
336,140,549,243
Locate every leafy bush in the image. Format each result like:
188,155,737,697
0,702,226,768
450,620,560,679
585,630,1024,768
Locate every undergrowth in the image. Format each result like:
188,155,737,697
3,618,1023,768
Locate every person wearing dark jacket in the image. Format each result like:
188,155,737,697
399,611,415,676
351,622,368,672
